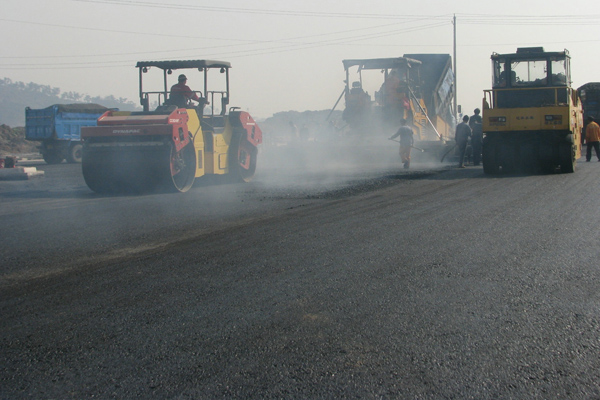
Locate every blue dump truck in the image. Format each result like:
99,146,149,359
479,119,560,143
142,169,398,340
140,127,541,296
578,83,600,122
577,83,600,147
25,103,109,164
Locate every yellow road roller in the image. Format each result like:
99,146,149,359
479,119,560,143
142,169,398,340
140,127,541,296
81,60,262,193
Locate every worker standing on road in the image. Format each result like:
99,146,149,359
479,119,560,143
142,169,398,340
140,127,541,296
469,108,483,166
455,115,472,168
585,116,600,162
170,74,207,109
389,118,414,169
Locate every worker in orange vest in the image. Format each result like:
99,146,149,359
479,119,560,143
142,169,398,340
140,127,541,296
389,118,414,169
585,116,600,162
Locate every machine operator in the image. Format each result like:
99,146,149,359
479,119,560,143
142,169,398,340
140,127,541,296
169,74,208,109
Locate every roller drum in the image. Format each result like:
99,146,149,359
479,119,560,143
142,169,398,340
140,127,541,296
82,141,196,194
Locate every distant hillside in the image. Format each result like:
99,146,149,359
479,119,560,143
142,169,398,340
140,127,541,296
0,78,140,127
0,78,346,154
0,125,37,155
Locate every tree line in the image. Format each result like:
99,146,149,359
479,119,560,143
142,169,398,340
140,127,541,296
0,78,139,127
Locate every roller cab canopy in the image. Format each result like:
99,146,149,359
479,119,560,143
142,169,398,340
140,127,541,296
136,59,232,113
490,47,572,90
491,47,570,61
342,57,422,71
136,60,231,71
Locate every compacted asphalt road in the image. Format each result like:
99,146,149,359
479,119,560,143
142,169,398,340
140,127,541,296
1,146,600,398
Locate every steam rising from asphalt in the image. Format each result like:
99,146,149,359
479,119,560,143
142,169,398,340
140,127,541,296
254,132,449,191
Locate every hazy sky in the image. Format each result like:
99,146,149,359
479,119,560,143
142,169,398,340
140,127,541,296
2,0,600,119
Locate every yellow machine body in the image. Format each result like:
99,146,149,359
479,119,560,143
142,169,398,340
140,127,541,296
80,60,262,194
481,48,582,174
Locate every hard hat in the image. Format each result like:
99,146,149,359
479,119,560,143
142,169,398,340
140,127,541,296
178,74,187,81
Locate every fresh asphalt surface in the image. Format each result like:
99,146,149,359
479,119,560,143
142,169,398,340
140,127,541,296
1,144,600,398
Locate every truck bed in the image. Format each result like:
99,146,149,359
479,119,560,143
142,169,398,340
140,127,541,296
25,104,109,141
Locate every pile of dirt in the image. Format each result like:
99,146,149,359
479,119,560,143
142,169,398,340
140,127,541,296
0,124,37,156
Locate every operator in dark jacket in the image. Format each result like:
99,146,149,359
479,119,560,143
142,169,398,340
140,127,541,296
455,115,472,168
469,108,483,165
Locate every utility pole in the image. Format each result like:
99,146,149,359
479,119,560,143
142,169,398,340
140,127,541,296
453,14,457,120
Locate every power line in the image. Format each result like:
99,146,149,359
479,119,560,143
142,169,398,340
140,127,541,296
205,22,450,60
0,21,450,69
0,17,450,67
0,18,250,41
72,1,600,25
74,0,452,20
458,13,600,25
460,39,600,47
5,5,598,70
0,16,443,60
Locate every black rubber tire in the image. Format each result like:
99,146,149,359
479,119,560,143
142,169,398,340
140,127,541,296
66,143,83,163
228,131,258,183
559,143,576,173
518,142,538,174
482,140,499,174
43,150,64,165
498,143,516,174
538,142,556,173
163,141,196,192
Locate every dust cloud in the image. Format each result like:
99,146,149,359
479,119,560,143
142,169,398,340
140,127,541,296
254,130,451,192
